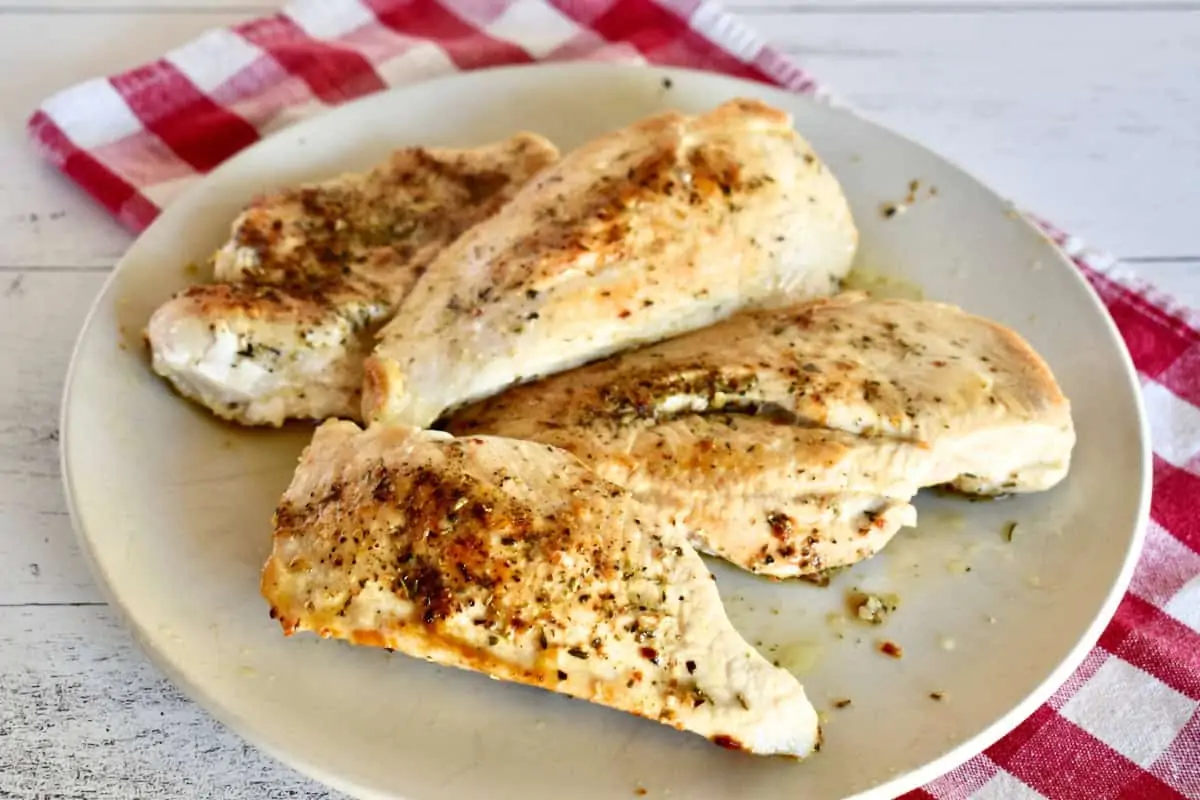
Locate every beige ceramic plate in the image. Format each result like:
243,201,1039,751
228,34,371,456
62,63,1149,800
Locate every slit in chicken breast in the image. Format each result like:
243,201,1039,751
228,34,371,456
146,133,559,426
446,293,1076,579
261,420,820,757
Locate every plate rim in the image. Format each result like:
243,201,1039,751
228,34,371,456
58,60,1153,800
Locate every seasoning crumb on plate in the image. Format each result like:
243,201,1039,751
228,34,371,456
832,698,852,709
947,559,972,575
878,640,903,659
929,692,945,701
848,589,899,625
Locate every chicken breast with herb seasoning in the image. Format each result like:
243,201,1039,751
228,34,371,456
447,293,1075,579
146,134,559,426
362,99,858,428
260,420,819,757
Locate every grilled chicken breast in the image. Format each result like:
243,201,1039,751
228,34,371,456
146,134,559,426
448,294,1075,579
261,420,819,756
363,99,858,428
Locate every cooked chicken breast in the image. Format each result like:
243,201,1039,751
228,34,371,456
362,99,858,428
146,134,559,426
447,294,1075,579
261,420,819,756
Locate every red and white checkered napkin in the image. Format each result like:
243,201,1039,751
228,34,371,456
28,0,1200,797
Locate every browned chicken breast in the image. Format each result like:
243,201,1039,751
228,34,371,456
261,420,819,756
363,99,858,428
447,294,1076,579
146,134,558,426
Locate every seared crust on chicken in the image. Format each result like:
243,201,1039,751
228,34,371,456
146,134,559,426
448,294,1075,578
261,420,819,757
363,99,858,428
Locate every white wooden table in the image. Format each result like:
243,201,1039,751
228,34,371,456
1,1,1196,796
